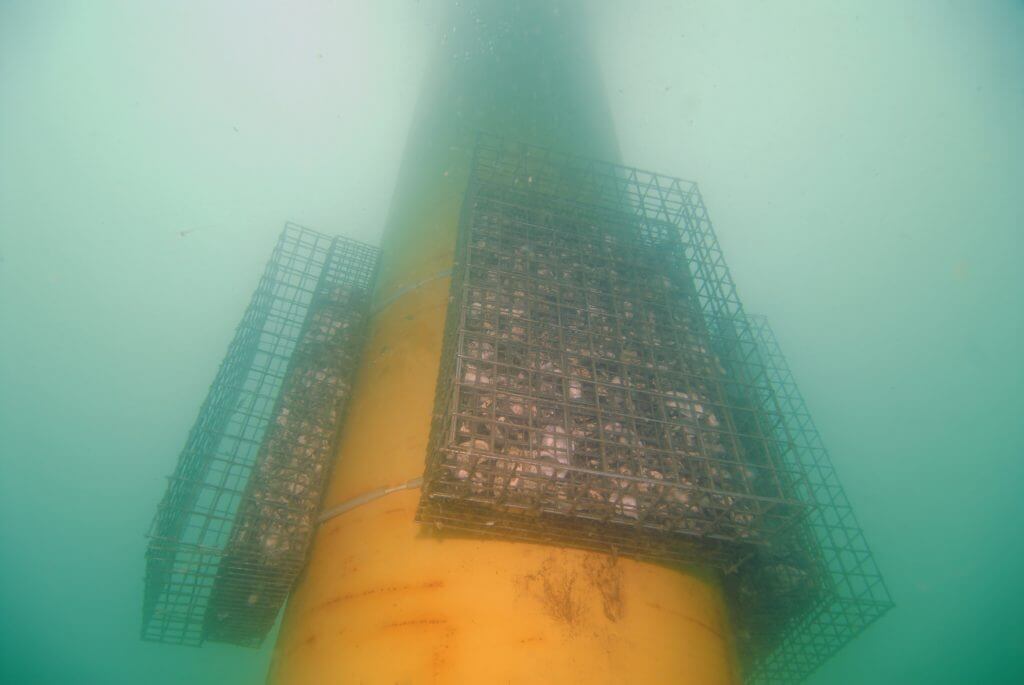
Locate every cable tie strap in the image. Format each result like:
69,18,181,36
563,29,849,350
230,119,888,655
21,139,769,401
317,476,424,524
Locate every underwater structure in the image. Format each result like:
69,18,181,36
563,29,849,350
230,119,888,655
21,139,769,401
142,3,891,683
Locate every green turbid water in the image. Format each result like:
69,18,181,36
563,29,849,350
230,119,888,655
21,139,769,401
1,1,1022,683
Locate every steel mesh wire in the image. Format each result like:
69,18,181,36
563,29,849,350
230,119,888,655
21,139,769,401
142,223,379,646
735,315,893,684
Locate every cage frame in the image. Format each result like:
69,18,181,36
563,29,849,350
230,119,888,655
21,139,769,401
142,223,379,647
418,134,814,566
416,134,891,683
736,315,894,684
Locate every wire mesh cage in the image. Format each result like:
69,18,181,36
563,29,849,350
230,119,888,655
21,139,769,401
418,135,814,568
142,223,379,646
418,135,890,682
733,316,893,684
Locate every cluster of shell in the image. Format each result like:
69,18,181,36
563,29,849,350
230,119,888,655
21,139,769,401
435,206,785,544
206,284,368,637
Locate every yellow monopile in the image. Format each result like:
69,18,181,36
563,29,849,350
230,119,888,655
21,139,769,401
269,3,738,682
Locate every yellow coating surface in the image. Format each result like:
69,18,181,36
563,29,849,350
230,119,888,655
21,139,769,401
268,134,740,683
271,489,737,684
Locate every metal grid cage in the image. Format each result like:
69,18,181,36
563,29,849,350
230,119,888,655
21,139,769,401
417,135,890,682
142,223,379,646
418,135,814,569
735,316,893,684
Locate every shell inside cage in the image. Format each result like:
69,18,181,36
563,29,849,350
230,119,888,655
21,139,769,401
425,190,798,553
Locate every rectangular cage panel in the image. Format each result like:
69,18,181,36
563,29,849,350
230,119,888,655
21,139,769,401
418,135,812,567
142,223,379,647
732,316,893,684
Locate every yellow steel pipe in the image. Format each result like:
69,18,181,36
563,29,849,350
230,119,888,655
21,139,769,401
268,140,738,683
270,3,738,682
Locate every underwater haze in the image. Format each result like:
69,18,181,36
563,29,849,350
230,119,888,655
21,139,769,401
1,1,1022,683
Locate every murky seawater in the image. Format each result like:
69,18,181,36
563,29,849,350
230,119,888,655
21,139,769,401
2,1,1022,683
